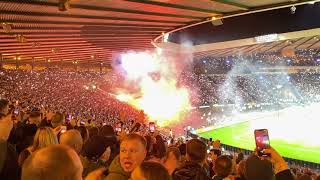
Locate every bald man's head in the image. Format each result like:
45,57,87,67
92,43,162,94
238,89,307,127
22,145,83,180
59,130,83,154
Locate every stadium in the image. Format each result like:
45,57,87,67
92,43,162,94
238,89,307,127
1,0,320,179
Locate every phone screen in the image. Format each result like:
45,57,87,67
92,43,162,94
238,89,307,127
254,129,270,156
149,122,155,133
14,108,19,115
116,123,122,132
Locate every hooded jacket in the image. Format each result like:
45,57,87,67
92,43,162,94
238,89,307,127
173,161,211,180
104,155,130,180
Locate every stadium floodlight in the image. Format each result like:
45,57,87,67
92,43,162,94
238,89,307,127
290,6,296,14
163,33,169,43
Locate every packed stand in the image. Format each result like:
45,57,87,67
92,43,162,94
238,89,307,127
1,95,319,180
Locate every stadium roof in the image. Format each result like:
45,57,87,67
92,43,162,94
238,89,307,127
0,0,318,67
193,28,320,59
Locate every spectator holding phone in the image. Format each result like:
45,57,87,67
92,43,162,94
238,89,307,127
244,147,294,180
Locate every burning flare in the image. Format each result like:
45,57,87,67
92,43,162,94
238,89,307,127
115,51,191,127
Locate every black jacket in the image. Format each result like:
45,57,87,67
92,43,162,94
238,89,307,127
275,169,294,180
0,140,20,180
172,161,211,180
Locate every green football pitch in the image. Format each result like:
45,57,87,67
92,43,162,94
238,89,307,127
197,120,320,164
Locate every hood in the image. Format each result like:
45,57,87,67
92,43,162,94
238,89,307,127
108,155,130,179
173,161,210,180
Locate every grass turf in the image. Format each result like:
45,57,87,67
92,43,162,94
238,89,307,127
197,121,320,164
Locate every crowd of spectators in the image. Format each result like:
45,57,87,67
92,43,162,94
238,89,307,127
1,95,319,180
186,49,320,106
0,63,319,179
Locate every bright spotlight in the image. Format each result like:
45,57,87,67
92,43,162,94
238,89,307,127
84,86,89,90
290,6,296,14
163,33,169,43
92,85,96,89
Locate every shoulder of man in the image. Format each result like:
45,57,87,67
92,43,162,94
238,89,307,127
105,155,130,180
0,140,7,173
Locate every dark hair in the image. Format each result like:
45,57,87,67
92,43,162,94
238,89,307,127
123,133,146,148
88,127,99,137
144,135,153,157
151,135,166,159
214,155,233,178
166,146,181,161
99,125,115,137
75,126,89,142
298,174,312,180
186,139,207,164
51,112,64,127
139,162,170,180
178,143,186,156
210,149,222,157
0,99,9,113
83,135,113,160
129,122,141,133
29,111,41,118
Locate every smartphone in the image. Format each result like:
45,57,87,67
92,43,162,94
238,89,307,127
60,126,67,133
14,108,20,115
149,122,155,133
80,121,85,126
254,129,270,156
116,123,122,132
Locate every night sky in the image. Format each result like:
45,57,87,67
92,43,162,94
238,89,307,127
170,3,320,45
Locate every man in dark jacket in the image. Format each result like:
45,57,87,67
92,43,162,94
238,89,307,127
173,139,211,180
0,113,20,180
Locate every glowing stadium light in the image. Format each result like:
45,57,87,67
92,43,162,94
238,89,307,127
290,6,296,14
187,126,191,131
84,86,89,90
92,85,96,89
255,34,279,43
163,33,169,43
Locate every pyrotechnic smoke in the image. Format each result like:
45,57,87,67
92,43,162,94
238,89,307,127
111,49,194,127
217,55,303,108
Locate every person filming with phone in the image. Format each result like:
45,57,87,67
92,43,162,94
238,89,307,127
244,129,295,180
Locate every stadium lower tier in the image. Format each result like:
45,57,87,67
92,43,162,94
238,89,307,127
196,103,320,164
